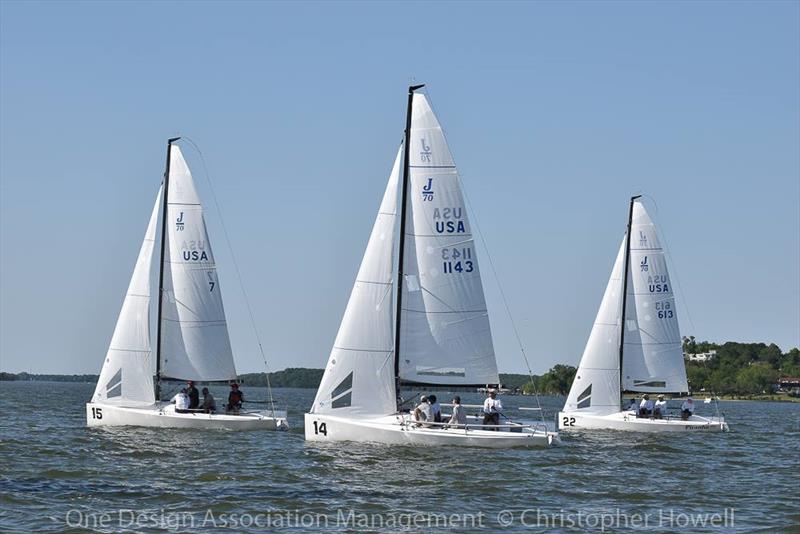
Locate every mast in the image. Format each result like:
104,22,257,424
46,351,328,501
618,194,641,406
155,137,181,401
394,84,424,411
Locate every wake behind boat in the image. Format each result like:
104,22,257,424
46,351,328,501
557,196,728,433
86,138,287,431
305,85,558,448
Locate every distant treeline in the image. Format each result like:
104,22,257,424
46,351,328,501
0,366,577,394
239,368,323,388
683,338,799,395
3,340,796,396
0,372,98,382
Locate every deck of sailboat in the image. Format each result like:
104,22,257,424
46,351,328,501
87,402,288,431
304,413,559,448
557,410,728,433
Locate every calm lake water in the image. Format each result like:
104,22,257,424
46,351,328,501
0,382,798,532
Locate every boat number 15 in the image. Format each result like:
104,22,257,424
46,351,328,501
562,416,575,427
91,407,103,420
312,421,327,436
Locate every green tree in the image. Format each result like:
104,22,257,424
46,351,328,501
734,364,778,394
526,364,577,395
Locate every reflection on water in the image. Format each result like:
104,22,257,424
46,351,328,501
0,382,798,532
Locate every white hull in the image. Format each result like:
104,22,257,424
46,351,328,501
557,410,728,432
304,413,559,448
86,402,288,431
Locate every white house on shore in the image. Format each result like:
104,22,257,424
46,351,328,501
685,350,717,362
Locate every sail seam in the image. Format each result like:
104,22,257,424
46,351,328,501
161,318,227,325
408,165,456,169
406,233,474,238
333,346,393,353
400,308,488,314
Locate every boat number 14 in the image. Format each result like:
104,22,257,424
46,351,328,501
312,421,327,436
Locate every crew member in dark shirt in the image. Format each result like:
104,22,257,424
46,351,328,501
227,383,244,413
186,380,200,410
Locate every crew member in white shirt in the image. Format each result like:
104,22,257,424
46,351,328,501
482,390,503,430
654,395,668,419
447,395,467,428
414,395,431,426
172,388,190,413
639,394,654,417
680,397,695,420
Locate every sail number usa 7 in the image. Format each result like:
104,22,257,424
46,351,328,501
442,246,473,274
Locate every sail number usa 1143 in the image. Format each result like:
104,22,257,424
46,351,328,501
442,246,473,275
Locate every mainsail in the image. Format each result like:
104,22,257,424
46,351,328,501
398,93,499,386
159,146,237,382
621,201,688,393
92,187,161,405
311,148,401,415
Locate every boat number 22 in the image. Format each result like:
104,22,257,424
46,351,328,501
91,407,103,420
313,421,327,436
562,416,575,427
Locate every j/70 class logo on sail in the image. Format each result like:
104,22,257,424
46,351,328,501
422,178,434,201
419,138,431,162
175,212,185,231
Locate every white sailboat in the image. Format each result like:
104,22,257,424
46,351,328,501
558,196,728,432
86,138,287,430
305,86,558,448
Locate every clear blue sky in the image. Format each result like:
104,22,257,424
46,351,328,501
1,1,798,375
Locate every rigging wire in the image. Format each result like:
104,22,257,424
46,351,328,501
460,186,547,426
180,136,278,416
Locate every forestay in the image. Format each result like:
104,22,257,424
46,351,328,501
398,93,499,386
621,201,688,393
563,239,626,414
93,188,161,406
159,146,237,382
311,149,401,416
